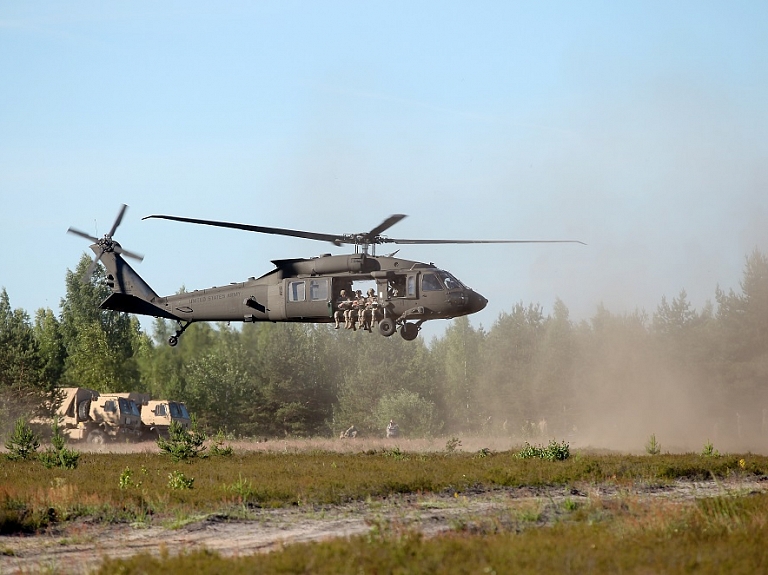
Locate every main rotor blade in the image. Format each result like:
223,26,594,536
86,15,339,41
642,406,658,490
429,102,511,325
67,227,100,243
82,253,102,284
383,238,587,245
368,214,406,239
108,204,128,238
143,214,347,245
114,245,145,261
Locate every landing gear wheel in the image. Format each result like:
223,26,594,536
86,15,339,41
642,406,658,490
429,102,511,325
167,321,192,346
86,430,106,445
400,322,419,341
378,318,396,337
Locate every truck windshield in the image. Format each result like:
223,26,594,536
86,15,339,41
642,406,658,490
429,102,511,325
118,398,140,416
170,402,190,419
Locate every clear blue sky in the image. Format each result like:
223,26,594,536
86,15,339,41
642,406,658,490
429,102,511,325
1,1,767,339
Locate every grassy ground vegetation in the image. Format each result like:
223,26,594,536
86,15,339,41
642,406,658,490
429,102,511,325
94,490,768,574
2,447,768,573
1,448,766,532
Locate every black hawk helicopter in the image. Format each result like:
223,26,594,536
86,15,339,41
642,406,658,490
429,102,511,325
68,205,583,346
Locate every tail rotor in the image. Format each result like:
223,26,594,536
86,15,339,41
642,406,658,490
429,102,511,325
67,204,144,283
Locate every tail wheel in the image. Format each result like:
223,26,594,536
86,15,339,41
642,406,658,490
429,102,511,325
400,322,419,341
86,429,106,445
378,318,396,337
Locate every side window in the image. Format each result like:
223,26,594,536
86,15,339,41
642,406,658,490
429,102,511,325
288,281,305,302
309,279,329,301
422,273,443,291
104,400,116,413
406,275,417,297
155,404,167,416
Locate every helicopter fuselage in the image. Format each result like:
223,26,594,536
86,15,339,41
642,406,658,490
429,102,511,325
71,206,581,345
95,247,487,344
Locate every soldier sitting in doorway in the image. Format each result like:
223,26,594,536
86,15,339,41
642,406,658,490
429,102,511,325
357,288,378,332
345,289,366,330
334,289,352,329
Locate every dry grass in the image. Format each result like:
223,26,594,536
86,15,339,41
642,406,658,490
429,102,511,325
3,441,768,573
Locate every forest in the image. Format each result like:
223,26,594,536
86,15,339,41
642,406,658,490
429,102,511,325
2,250,768,453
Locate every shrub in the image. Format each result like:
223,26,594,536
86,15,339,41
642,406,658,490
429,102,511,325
157,419,207,462
4,418,40,461
445,437,462,453
646,433,661,455
515,440,570,461
208,429,234,457
168,470,194,490
39,418,79,469
701,440,719,458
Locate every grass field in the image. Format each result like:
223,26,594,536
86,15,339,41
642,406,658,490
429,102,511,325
2,439,768,573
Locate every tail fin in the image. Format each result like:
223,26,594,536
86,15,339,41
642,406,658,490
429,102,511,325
94,245,180,320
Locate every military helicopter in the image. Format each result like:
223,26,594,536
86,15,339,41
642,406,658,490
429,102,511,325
68,205,583,346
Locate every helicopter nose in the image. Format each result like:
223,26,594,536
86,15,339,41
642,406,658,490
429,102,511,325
467,290,488,314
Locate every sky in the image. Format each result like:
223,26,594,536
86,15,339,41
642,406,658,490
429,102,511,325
1,1,767,342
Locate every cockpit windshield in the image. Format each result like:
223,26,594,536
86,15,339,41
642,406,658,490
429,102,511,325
438,271,465,290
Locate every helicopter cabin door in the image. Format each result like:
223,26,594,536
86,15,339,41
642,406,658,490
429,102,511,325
284,278,331,319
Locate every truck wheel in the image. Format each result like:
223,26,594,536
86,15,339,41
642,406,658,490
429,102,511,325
77,400,91,422
378,318,396,337
400,322,419,341
86,429,106,445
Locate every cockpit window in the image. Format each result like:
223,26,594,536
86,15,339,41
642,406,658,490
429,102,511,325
422,273,443,291
438,271,464,290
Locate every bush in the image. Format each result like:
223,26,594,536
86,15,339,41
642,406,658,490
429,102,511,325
4,418,40,461
701,440,720,458
157,419,207,462
646,433,661,455
515,440,570,461
208,429,234,457
445,437,462,453
168,470,194,490
38,418,79,469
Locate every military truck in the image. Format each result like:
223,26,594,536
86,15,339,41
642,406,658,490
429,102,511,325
115,394,192,439
47,387,144,444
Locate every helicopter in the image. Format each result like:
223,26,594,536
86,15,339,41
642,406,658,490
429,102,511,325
68,205,583,346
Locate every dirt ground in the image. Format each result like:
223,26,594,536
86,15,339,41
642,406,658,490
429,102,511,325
3,476,767,574
2,439,767,574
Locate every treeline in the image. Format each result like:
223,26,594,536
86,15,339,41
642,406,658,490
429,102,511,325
2,251,768,450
